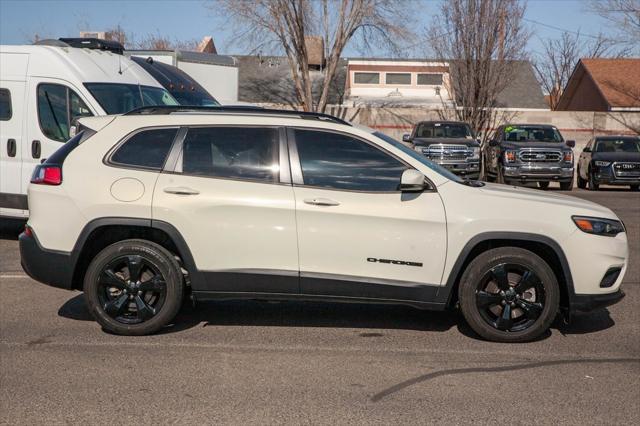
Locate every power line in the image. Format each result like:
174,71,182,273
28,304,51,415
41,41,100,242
523,18,612,40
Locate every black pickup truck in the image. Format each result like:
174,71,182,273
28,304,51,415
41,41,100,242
483,124,576,190
402,121,480,179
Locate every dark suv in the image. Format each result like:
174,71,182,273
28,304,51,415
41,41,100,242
484,124,575,190
577,136,640,191
402,121,480,179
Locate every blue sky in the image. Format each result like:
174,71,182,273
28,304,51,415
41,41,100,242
0,0,618,58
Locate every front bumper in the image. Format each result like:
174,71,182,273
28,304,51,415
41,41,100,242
503,164,574,182
593,165,640,185
571,289,625,313
19,228,75,290
434,161,480,178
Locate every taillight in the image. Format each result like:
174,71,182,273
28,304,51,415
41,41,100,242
24,225,33,237
31,165,62,185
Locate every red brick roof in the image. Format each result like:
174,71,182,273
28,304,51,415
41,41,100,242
581,58,640,108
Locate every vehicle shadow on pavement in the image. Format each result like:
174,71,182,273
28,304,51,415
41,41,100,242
57,294,616,338
0,218,25,240
58,294,459,333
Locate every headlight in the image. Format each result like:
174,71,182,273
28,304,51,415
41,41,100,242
504,150,517,163
471,147,480,159
563,151,573,162
414,146,427,154
594,160,611,167
572,216,625,236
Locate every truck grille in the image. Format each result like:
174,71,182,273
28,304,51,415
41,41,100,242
518,149,562,163
423,144,474,161
613,162,640,178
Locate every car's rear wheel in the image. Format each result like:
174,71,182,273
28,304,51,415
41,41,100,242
458,247,559,342
538,181,550,189
84,239,184,335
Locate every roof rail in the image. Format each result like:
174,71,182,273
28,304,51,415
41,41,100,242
123,105,352,126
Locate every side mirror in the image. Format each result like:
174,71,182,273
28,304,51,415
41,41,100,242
399,169,427,192
566,140,576,148
402,134,411,143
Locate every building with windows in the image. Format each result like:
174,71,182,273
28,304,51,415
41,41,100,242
345,59,452,107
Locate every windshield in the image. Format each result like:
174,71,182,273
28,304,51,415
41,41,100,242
372,131,464,183
416,123,473,139
503,126,562,143
595,138,640,153
84,83,179,114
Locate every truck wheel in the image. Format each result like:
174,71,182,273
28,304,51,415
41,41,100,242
577,167,587,189
560,181,573,191
84,239,184,336
458,247,560,343
538,182,550,189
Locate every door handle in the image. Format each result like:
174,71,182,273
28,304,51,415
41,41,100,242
163,186,200,195
7,139,16,157
303,197,340,206
31,140,41,159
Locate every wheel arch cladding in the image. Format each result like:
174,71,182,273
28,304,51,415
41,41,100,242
70,218,198,290
442,232,573,309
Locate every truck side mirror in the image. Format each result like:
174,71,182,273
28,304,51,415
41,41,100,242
566,140,576,148
399,169,427,192
402,134,412,143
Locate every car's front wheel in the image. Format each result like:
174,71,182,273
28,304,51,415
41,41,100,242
84,239,184,335
458,247,560,342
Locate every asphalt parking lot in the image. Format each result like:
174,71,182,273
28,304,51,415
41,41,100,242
1,188,639,425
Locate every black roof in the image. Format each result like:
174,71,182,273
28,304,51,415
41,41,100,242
130,56,217,104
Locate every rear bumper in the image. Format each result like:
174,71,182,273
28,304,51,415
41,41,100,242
19,229,75,290
570,289,625,313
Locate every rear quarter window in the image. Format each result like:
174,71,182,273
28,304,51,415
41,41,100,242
110,128,178,170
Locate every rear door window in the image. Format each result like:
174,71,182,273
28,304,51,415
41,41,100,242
110,128,178,169
181,127,280,183
0,88,11,120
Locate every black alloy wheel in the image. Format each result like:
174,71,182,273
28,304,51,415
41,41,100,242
458,247,559,342
84,239,184,335
97,255,166,324
475,264,545,333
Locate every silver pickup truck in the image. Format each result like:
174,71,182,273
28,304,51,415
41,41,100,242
403,121,480,180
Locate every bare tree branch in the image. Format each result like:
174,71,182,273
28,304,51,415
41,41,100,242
428,0,530,146
215,0,415,112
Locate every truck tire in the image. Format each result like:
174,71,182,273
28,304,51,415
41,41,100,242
560,181,573,191
577,167,587,189
84,239,184,336
458,247,560,343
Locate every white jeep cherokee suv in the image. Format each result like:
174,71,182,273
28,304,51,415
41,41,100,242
19,107,628,342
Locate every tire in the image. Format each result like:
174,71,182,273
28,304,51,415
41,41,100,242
588,169,599,191
84,239,184,336
458,247,560,343
577,167,587,189
630,185,639,191
538,182,550,190
559,181,573,191
496,165,505,184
